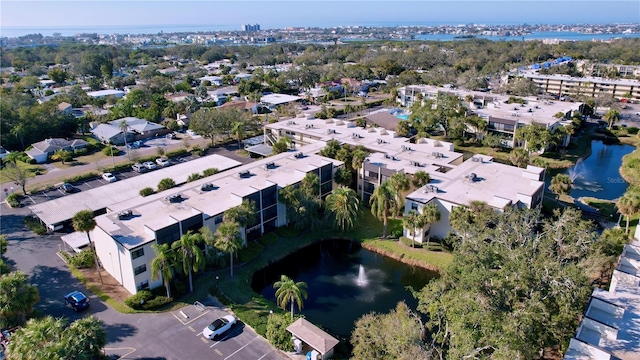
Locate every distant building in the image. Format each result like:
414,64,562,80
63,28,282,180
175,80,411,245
26,138,88,163
87,89,125,99
242,24,260,32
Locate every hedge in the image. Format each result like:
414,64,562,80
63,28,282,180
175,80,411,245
238,242,264,263
166,148,188,158
24,216,47,235
258,232,278,246
140,187,155,197
64,172,98,183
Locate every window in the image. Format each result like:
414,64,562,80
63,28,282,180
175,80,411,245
411,203,418,210
131,248,144,259
134,264,147,276
137,280,149,291
214,215,224,224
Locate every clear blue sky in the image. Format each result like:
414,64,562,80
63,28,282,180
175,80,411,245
2,0,639,30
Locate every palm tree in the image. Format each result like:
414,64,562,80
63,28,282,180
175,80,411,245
617,192,640,234
51,149,72,164
214,221,243,277
119,119,129,156
325,186,360,231
403,210,426,248
72,210,102,284
231,121,246,149
60,316,106,359
369,180,397,238
390,172,410,215
412,171,430,188
273,274,308,318
421,203,441,249
0,271,40,327
6,316,65,359
150,243,178,298
604,109,620,129
550,174,572,204
171,231,206,292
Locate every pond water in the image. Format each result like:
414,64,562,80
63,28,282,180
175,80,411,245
251,240,438,339
548,140,636,200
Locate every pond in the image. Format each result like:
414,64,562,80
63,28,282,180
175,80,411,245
251,240,438,339
554,140,636,200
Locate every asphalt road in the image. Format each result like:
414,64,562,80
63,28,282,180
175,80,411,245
1,202,286,360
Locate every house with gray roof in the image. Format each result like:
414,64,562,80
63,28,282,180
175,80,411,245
26,138,88,163
92,117,168,145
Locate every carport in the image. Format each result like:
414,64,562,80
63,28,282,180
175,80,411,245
245,144,273,157
61,231,90,253
287,318,339,360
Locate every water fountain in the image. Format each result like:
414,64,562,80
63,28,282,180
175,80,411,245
568,158,585,183
356,265,368,286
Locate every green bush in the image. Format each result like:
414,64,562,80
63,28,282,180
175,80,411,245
102,146,119,156
125,290,155,310
68,249,95,268
187,173,202,182
628,127,639,135
166,148,188,158
73,148,88,156
6,193,20,208
157,178,176,192
64,172,98,183
275,225,300,238
190,145,204,156
390,224,404,239
139,187,155,197
258,232,278,246
266,313,297,350
143,296,172,310
202,168,219,177
24,216,47,235
238,242,264,263
400,236,423,248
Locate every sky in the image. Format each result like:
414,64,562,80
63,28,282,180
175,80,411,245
1,0,639,33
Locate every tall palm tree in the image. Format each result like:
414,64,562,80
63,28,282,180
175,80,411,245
390,172,410,215
449,205,475,245
421,203,441,249
60,316,106,359
617,192,640,234
231,121,246,149
72,210,102,284
171,231,206,292
273,274,308,318
214,221,243,277
369,180,397,238
119,119,130,158
412,171,430,188
6,316,65,359
604,109,620,129
150,243,178,298
403,210,426,248
0,271,40,326
325,186,360,231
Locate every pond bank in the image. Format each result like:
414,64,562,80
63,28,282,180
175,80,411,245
361,239,452,272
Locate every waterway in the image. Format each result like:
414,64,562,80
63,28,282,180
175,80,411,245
546,140,636,200
415,31,640,42
251,239,437,339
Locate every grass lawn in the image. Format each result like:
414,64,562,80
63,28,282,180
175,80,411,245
0,160,47,184
580,197,618,218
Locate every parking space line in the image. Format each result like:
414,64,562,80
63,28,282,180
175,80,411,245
188,326,196,332
170,307,210,325
201,337,209,344
84,181,93,188
41,192,50,200
258,350,274,360
224,337,257,359
209,339,221,348
104,347,137,359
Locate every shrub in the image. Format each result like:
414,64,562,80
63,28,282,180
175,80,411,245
102,146,119,156
238,242,264,263
140,187,155,197
125,290,155,310
266,313,297,350
275,225,300,238
64,172,98,183
6,193,20,208
68,249,95,268
258,232,278,246
166,148,188,158
203,168,219,177
390,225,404,239
143,296,172,310
628,127,639,135
187,173,202,182
24,216,47,235
73,148,88,156
157,178,176,192
190,145,203,156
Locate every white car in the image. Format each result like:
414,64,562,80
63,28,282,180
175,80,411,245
203,315,236,340
156,157,170,167
102,173,117,182
143,161,157,170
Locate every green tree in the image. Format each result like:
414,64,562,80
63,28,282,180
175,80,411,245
351,302,427,360
550,173,572,203
171,231,205,293
266,312,297,351
150,243,178,298
390,172,410,215
509,148,530,168
273,274,308,318
334,167,352,187
411,170,430,188
325,186,361,231
213,221,243,277
119,119,130,157
0,234,7,255
3,162,29,194
617,191,640,234
604,108,620,129
47,68,67,84
369,180,397,238
0,271,40,328
223,200,258,230
421,203,441,248
403,210,426,248
58,316,107,360
72,210,102,284
272,137,290,154
231,121,245,149
516,124,551,153
51,149,72,164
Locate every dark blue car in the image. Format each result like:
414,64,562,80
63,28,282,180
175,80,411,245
64,291,90,311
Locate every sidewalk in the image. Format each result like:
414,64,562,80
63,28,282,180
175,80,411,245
1,135,213,195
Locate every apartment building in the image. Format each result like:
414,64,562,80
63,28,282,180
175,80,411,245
522,73,640,102
89,149,342,294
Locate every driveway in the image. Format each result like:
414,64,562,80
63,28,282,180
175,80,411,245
0,202,286,360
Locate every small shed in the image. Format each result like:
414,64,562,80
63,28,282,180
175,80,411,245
286,318,339,360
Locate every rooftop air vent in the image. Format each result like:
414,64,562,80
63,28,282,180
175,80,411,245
200,183,215,191
265,162,276,170
294,152,304,159
238,170,251,178
471,156,482,162
401,145,407,151
468,173,478,181
117,210,133,220
165,194,183,203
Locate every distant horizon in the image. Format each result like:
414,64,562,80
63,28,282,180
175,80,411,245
2,0,639,37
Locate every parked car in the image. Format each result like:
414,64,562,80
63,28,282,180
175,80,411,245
132,163,148,173
156,157,170,167
143,161,157,170
64,291,90,311
203,315,236,340
60,183,79,193
102,172,117,182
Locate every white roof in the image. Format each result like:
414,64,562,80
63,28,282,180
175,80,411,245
287,318,339,354
260,93,302,105
87,89,125,97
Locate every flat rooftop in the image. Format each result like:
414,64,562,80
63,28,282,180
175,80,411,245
29,154,242,227
406,155,544,209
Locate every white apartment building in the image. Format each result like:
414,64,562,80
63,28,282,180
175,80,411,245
522,73,640,102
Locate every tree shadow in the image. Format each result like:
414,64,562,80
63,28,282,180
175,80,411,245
103,322,138,343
